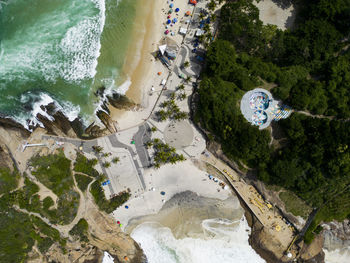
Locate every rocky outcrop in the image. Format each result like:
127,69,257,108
0,143,15,169
322,220,350,251
108,93,138,110
96,110,117,134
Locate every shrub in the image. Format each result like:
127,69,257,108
75,174,93,192
74,152,99,177
69,218,89,243
0,168,19,194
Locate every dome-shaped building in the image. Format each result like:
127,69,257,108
240,88,291,129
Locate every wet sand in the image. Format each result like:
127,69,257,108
125,191,244,238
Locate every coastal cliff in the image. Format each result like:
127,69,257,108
0,113,146,263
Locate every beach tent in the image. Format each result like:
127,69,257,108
167,19,171,24
175,8,180,12
189,0,197,5
179,27,187,35
159,44,167,55
196,29,204,36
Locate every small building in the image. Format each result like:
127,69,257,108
240,88,292,129
179,27,188,35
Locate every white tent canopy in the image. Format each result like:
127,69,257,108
159,44,167,55
179,27,187,35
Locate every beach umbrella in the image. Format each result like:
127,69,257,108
186,11,191,16
160,191,166,195
167,19,171,24
167,15,171,18
165,30,169,34
168,9,173,13
175,8,180,12
158,72,162,75
169,3,174,8
172,18,178,23
117,221,120,224
125,205,129,209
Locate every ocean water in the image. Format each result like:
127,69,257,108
0,0,138,129
131,217,266,263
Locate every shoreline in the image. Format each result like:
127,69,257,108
108,0,163,125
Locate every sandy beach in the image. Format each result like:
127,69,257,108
109,0,194,130
112,160,234,229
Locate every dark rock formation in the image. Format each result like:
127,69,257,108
107,93,138,110
96,110,117,134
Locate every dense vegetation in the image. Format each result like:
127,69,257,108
69,218,89,243
0,208,66,262
75,173,93,192
196,0,350,242
30,151,80,224
0,167,19,194
74,152,100,178
90,181,130,213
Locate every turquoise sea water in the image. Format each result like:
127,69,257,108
0,0,137,129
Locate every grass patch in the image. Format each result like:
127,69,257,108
69,218,89,243
90,181,130,213
279,191,312,219
74,152,99,178
75,174,93,192
0,167,19,194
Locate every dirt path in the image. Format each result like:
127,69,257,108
295,110,350,121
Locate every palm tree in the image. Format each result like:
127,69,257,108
203,23,210,33
208,0,216,11
112,157,120,164
151,126,157,132
103,162,111,168
211,13,217,22
92,145,103,154
183,61,190,68
198,34,205,43
177,84,185,91
199,12,205,21
185,75,192,83
205,32,213,43
145,141,153,149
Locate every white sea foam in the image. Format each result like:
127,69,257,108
0,0,106,83
15,92,80,131
324,247,350,263
116,79,132,95
94,78,132,117
131,216,265,263
59,0,106,81
102,251,114,263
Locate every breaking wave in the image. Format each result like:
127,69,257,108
131,216,265,263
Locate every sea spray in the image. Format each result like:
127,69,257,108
131,216,265,263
